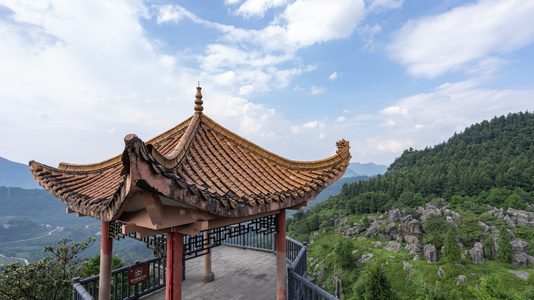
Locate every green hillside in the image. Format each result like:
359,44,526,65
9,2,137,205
288,111,534,299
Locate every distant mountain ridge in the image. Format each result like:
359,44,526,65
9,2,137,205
0,157,41,189
343,162,388,177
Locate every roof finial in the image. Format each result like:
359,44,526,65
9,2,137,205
194,85,203,113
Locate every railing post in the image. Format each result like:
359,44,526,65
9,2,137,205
73,277,80,300
133,260,140,299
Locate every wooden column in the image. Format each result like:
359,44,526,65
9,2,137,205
99,221,113,300
166,231,183,300
201,230,214,282
276,209,287,300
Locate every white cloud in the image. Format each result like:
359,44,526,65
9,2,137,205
282,0,366,48
369,137,414,153
310,86,326,95
357,24,381,52
368,0,403,12
234,0,288,18
328,72,338,80
336,116,347,122
388,0,534,78
156,4,188,24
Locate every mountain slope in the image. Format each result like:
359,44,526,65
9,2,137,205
0,157,40,189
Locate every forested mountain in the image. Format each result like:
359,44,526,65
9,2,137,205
286,111,534,299
328,111,534,215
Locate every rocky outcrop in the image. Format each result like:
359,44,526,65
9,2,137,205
478,221,491,233
386,208,402,223
333,277,344,299
437,267,445,277
356,254,373,268
424,245,438,263
503,215,516,230
406,220,423,234
384,241,402,253
469,242,485,264
417,203,442,222
364,221,383,238
457,275,466,285
341,223,366,237
403,260,412,270
487,207,505,219
510,239,534,267
413,255,420,261
508,208,534,227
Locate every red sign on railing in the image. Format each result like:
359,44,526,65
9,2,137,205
128,263,148,286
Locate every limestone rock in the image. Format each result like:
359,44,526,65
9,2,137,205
457,275,466,285
407,220,423,234
503,215,516,230
413,255,420,261
417,203,442,222
384,241,402,253
386,208,402,223
469,242,485,264
333,277,344,299
437,267,445,278
508,270,530,280
478,221,491,233
403,260,412,270
424,245,438,263
507,208,534,227
356,254,374,268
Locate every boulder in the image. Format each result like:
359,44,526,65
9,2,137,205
333,277,344,299
356,254,373,268
424,245,438,263
507,208,534,227
508,270,530,280
437,267,445,278
384,241,402,253
409,239,423,254
457,275,466,285
478,221,491,233
333,215,348,226
503,215,516,230
512,253,528,267
469,242,485,264
364,221,381,238
386,208,402,223
487,207,505,219
403,260,412,270
385,222,397,235
407,220,423,235
401,215,413,224
417,203,442,222
343,224,366,237
413,255,420,261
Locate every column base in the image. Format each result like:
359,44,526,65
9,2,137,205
201,272,215,282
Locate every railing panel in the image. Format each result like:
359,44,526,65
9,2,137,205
73,257,165,300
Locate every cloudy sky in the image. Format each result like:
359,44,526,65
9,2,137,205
1,0,533,168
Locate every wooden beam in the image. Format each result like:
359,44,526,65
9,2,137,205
174,221,208,236
140,192,164,225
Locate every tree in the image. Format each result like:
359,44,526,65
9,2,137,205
83,254,124,278
335,239,355,270
352,261,397,300
469,274,521,299
0,238,95,300
496,229,514,263
443,229,461,263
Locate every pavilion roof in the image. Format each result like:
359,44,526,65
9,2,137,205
29,88,351,222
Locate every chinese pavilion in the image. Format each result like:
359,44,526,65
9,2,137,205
29,87,351,300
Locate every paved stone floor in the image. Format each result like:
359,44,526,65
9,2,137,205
142,245,279,300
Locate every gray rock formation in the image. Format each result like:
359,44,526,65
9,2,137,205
342,224,366,237
424,245,438,263
457,275,466,285
407,219,423,234
469,242,485,264
417,203,442,222
503,215,516,230
333,277,344,299
413,255,421,261
508,270,530,280
386,208,402,223
437,267,445,277
403,260,412,270
384,241,402,253
356,254,373,268
508,208,534,227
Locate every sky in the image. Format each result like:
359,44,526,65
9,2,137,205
0,0,533,168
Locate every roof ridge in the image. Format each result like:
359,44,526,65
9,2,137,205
149,113,201,169
200,115,351,170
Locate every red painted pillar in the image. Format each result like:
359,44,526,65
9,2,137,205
166,231,183,300
276,210,287,300
99,221,113,300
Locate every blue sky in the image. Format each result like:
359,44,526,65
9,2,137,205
0,0,533,168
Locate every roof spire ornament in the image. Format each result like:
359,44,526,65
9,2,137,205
194,86,203,113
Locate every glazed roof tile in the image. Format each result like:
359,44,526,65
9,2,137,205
30,90,350,221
